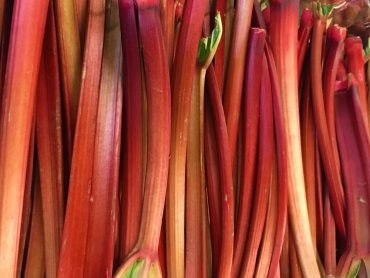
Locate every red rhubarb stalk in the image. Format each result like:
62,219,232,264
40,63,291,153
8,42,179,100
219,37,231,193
335,77,370,277
269,0,320,275
222,0,254,166
118,0,144,259
166,0,207,275
205,64,234,278
36,4,65,277
232,28,265,278
310,3,346,238
57,0,106,275
297,8,313,83
0,0,49,275
83,0,123,276
240,55,274,277
113,0,171,275
345,36,369,130
324,189,336,275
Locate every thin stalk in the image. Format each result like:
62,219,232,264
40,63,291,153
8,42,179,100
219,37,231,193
323,25,346,180
186,14,222,278
205,64,234,278
166,0,207,275
36,4,65,277
53,0,82,161
0,0,13,95
264,45,288,278
57,0,106,275
160,0,175,68
269,0,320,275
254,158,277,277
345,36,369,129
83,0,122,276
315,139,324,258
113,0,171,276
279,226,290,278
289,233,303,278
118,0,143,259
298,8,313,83
0,0,48,275
204,96,221,274
222,0,254,166
24,176,45,278
240,55,274,277
310,4,346,239
16,120,36,277
323,189,336,276
213,0,226,90
232,28,266,278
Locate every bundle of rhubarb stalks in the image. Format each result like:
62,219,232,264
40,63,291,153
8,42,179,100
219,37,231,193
0,0,370,276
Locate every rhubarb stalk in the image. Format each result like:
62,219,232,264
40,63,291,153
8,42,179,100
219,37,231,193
36,4,65,277
57,0,106,275
165,0,207,275
186,14,222,277
0,0,48,275
232,27,265,277
269,0,320,275
118,0,144,259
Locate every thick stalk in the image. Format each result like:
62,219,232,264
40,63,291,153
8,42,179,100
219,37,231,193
310,8,346,239
222,0,254,166
269,0,320,275
0,0,48,276
335,79,370,277
114,1,171,276
57,0,106,275
232,28,265,277
165,0,207,275
300,70,317,247
118,0,144,259
36,4,65,278
83,1,123,276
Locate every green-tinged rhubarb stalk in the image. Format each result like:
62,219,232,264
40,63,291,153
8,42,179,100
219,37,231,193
24,176,45,278
53,0,82,161
240,55,274,277
310,3,346,239
232,28,265,278
57,0,106,275
83,0,122,276
186,14,222,278
166,0,207,275
222,0,254,166
269,0,320,275
205,64,234,278
0,0,49,276
345,37,369,131
113,0,171,276
75,0,88,48
335,77,370,277
36,4,65,278
118,0,144,259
